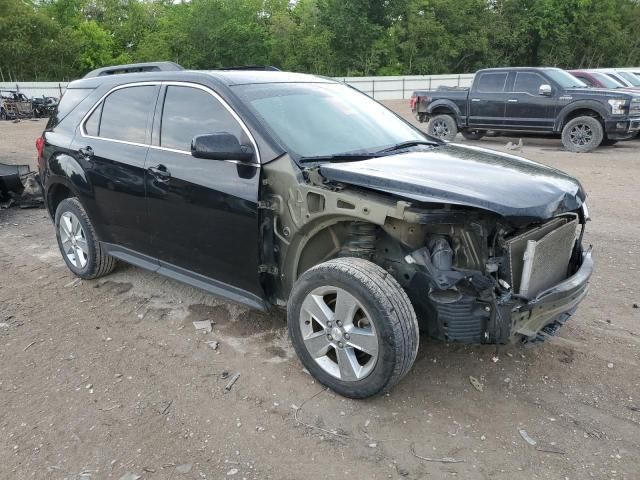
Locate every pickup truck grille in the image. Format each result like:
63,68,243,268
504,216,578,298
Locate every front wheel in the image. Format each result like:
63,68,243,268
561,116,603,153
426,114,458,141
287,258,419,399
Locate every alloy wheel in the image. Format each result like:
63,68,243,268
299,286,379,381
432,119,450,138
569,124,594,146
59,211,89,268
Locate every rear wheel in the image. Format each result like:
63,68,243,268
461,129,485,141
55,197,116,279
561,116,603,152
287,258,419,399
427,114,458,141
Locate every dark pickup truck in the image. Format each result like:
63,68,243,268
410,67,640,152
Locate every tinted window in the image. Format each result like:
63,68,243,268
475,73,508,93
513,72,547,94
160,86,243,151
84,105,100,136
56,88,93,120
99,86,156,144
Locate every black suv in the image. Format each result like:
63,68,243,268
411,67,640,151
39,62,593,398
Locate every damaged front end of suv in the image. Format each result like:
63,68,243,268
261,143,592,346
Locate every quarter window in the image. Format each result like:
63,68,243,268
85,85,156,144
513,72,547,94
160,86,244,152
475,73,508,93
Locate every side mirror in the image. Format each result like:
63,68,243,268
539,84,552,96
191,133,254,162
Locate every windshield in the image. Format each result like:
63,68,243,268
234,82,428,158
544,69,587,88
618,71,640,87
591,72,625,88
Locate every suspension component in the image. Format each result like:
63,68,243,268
340,221,377,260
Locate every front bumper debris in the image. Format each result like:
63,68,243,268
511,248,593,341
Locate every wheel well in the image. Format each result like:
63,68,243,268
430,107,456,119
562,109,604,129
47,183,73,217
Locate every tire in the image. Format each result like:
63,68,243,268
287,257,419,399
561,116,603,153
461,129,485,141
0,108,6,120
55,197,116,279
426,114,458,141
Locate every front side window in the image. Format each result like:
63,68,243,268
513,72,547,94
85,85,156,144
234,82,426,158
160,86,244,151
475,73,508,93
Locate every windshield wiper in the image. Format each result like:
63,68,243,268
375,140,437,154
299,152,384,164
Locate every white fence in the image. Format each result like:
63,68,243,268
0,82,67,99
2,74,476,101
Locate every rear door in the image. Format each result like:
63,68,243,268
71,83,159,254
144,83,264,297
468,71,509,128
504,71,556,131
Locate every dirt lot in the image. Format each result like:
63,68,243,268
1,111,639,480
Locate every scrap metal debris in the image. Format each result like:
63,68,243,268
224,373,240,392
193,320,213,333
0,163,43,207
518,429,537,446
410,443,464,464
469,376,484,392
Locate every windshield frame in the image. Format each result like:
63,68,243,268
231,81,441,164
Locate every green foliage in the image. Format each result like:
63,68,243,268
2,0,640,81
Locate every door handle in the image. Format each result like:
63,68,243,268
471,98,481,102
508,99,519,103
148,164,171,182
78,146,94,159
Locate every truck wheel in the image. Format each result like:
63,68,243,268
461,129,485,141
427,114,458,141
0,108,6,120
561,116,603,153
287,258,419,399
55,198,116,279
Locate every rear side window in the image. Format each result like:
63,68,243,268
84,85,156,144
159,86,244,151
513,72,547,94
475,73,508,93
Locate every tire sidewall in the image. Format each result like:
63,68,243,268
427,114,458,141
54,198,99,278
562,116,603,152
288,267,401,399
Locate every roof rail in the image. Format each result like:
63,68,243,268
83,61,184,78
216,65,281,72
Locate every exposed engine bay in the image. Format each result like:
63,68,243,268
261,154,592,345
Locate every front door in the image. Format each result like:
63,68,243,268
468,71,510,128
504,72,556,131
70,83,159,253
144,84,264,297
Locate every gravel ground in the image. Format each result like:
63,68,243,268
1,111,639,480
